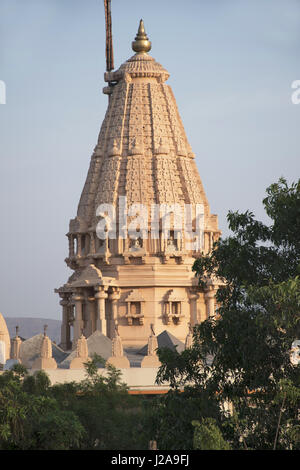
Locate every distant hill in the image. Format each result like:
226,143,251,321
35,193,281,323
5,318,61,344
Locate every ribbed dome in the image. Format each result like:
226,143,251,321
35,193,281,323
76,48,214,234
114,53,169,80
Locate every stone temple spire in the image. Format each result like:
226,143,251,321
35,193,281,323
11,326,22,361
69,332,90,369
73,19,218,236
32,327,57,370
106,322,130,368
141,324,161,368
56,20,221,349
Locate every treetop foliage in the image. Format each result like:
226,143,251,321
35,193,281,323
153,178,300,450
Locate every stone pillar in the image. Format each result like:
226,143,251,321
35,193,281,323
11,327,22,361
204,232,210,254
90,232,96,254
77,235,82,256
72,291,84,344
69,235,74,257
204,288,215,318
60,294,71,350
188,288,199,326
108,289,120,339
94,287,108,335
164,302,171,325
210,231,214,251
86,296,96,336
185,329,193,349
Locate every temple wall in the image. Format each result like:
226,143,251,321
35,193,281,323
0,367,166,391
117,286,192,346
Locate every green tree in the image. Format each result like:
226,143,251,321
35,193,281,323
0,357,150,450
155,178,300,450
192,418,231,450
146,385,221,450
49,354,149,450
0,364,85,449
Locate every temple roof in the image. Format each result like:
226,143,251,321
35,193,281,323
137,330,185,356
19,334,67,368
112,53,169,81
74,20,218,235
60,330,113,368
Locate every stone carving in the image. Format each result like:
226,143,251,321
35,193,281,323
111,324,123,356
11,326,22,361
32,326,57,370
130,238,143,251
184,322,193,349
69,332,90,369
69,264,103,287
141,324,161,368
125,290,145,325
166,234,178,252
56,21,220,349
164,290,185,325
106,322,130,368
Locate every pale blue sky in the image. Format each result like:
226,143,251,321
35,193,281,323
0,0,299,320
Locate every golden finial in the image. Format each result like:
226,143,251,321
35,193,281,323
132,19,151,54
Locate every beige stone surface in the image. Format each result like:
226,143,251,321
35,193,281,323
20,334,66,369
32,333,57,370
3,367,168,391
140,328,161,368
69,357,90,370
185,332,193,349
69,333,91,369
60,330,112,368
32,357,57,370
106,324,130,368
106,356,130,368
56,22,221,349
0,313,11,362
11,334,22,361
140,354,161,368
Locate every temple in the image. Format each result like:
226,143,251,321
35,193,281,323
55,20,221,351
1,21,298,396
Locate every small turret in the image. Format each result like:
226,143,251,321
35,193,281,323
32,325,57,370
69,331,91,369
106,322,130,368
11,326,22,361
184,323,193,349
141,324,161,368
